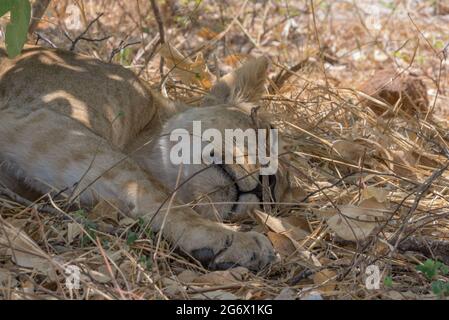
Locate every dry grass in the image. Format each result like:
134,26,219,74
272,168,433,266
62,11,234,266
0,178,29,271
1,0,449,300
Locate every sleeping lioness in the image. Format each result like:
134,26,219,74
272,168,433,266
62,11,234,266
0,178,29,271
0,46,293,270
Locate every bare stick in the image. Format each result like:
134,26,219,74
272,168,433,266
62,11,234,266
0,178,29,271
64,13,110,51
35,32,57,47
150,0,166,76
109,40,141,63
0,186,60,216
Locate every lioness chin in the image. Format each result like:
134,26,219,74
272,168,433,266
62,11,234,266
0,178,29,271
0,45,292,271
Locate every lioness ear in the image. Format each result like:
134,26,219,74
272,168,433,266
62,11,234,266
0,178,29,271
203,56,269,107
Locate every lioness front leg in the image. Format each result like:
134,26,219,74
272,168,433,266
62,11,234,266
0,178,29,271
153,209,275,270
0,114,275,270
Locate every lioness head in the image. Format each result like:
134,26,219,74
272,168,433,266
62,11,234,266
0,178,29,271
142,57,293,220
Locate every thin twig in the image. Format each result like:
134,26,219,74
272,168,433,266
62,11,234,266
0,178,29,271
109,40,141,63
149,0,166,77
64,13,109,51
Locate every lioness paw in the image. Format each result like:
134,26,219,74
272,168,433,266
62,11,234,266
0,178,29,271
190,230,276,271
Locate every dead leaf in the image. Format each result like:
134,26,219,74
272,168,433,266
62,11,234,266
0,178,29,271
197,27,218,40
119,217,136,226
89,269,112,284
254,211,320,267
193,267,248,285
283,215,310,231
21,280,35,295
162,277,183,297
5,219,28,230
0,268,18,287
358,69,429,116
177,270,198,283
223,54,248,67
331,140,367,163
0,220,56,275
267,232,296,257
313,269,337,293
313,208,338,219
390,149,418,178
89,200,119,222
361,186,389,203
253,210,309,241
67,222,83,244
191,290,238,300
383,291,405,300
119,260,135,276
278,84,297,94
274,287,296,300
326,205,385,241
300,290,324,300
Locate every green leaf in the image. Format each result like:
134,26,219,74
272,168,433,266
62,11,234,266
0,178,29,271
80,228,96,247
0,0,13,17
435,40,445,50
416,259,449,280
416,259,438,280
383,276,393,288
4,0,31,58
440,264,449,275
126,231,138,245
431,280,449,298
73,209,87,218
137,217,145,227
119,47,132,66
431,280,444,295
139,255,153,271
84,220,97,230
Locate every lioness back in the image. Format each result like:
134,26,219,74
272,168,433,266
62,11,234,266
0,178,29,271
0,45,156,149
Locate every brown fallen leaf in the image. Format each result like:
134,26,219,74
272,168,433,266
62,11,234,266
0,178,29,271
252,210,309,241
313,269,337,293
162,277,184,297
283,215,310,232
177,270,198,283
0,268,18,288
191,290,238,300
331,140,367,163
389,149,418,178
267,232,296,257
254,211,320,268
223,54,248,67
383,291,405,300
89,200,119,222
21,279,35,295
67,222,83,244
274,287,297,300
326,204,386,242
361,186,389,203
0,219,57,275
193,267,248,286
197,27,219,40
313,208,338,219
358,69,429,117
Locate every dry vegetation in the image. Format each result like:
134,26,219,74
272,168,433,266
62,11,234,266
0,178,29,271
1,0,449,300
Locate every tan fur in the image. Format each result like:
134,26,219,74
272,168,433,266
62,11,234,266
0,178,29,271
0,45,288,270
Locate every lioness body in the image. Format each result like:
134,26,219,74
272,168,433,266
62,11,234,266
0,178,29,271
0,46,280,270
